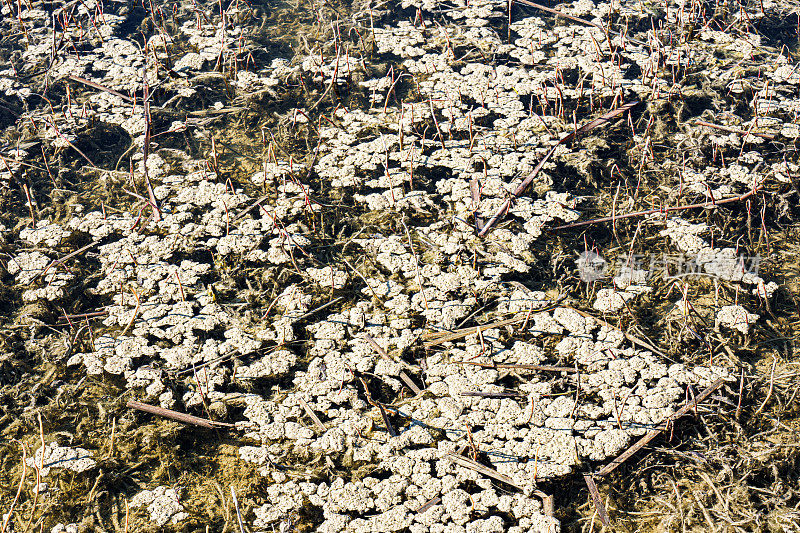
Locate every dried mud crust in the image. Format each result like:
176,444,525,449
0,0,798,531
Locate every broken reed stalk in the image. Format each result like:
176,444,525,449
363,334,423,395
1,440,26,533
550,179,765,231
38,241,97,281
357,376,398,436
581,377,726,525
694,119,775,140
415,445,469,514
140,67,162,221
231,486,246,533
453,360,577,373
583,474,611,528
448,453,521,489
423,303,561,347
67,74,133,102
567,306,664,357
460,391,525,398
595,377,725,477
298,397,327,431
512,0,648,46
415,496,441,514
478,101,639,237
126,400,234,429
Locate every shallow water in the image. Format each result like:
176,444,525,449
0,0,798,531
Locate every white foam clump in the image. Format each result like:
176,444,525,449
26,443,96,476
129,486,188,526
716,305,759,334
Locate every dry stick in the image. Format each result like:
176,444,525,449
298,397,326,431
38,241,97,280
513,0,648,46
141,67,162,221
694,119,774,140
567,306,665,357
67,74,133,102
596,377,725,477
230,486,245,533
415,444,469,514
61,130,97,168
449,451,556,515
423,305,560,347
753,357,777,416
377,403,398,437
460,391,524,398
21,415,45,532
448,453,521,489
294,296,344,321
118,287,140,337
478,101,639,237
126,400,234,429
470,175,483,231
55,309,108,324
0,440,26,533
357,376,397,437
453,360,577,373
415,496,441,514
363,334,423,395
583,474,611,528
551,180,764,231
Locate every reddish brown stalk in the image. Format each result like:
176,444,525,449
54,310,108,325
38,241,97,280
141,68,162,221
550,180,763,231
479,101,638,236
127,400,234,429
584,474,611,527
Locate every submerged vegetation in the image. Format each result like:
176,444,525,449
0,0,798,530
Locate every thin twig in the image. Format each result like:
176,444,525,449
754,357,777,416
126,400,234,429
550,180,764,231
423,303,561,347
364,334,423,395
230,486,245,533
453,360,577,373
479,101,638,236
567,306,665,357
448,453,521,490
298,397,326,431
1,440,27,533
513,0,648,46
38,241,97,280
694,120,774,140
67,74,133,102
460,391,525,398
141,69,162,221
415,496,441,514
